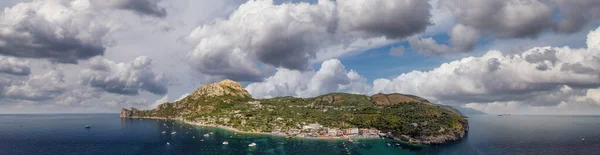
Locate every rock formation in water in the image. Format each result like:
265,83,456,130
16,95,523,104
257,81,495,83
120,107,138,118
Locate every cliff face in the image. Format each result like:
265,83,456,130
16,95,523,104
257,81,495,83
120,107,138,118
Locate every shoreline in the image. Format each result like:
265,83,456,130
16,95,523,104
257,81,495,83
128,116,384,141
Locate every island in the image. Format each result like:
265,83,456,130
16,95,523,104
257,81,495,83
121,79,468,145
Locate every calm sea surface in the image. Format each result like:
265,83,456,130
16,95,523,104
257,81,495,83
0,114,598,155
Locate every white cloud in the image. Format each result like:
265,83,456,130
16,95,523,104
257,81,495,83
3,70,68,101
0,0,166,63
151,95,168,108
186,0,432,81
247,59,371,99
0,55,30,76
409,0,600,54
175,93,189,102
247,26,600,114
375,26,600,113
79,56,169,96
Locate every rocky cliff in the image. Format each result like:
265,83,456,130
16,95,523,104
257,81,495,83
120,107,138,118
187,79,251,100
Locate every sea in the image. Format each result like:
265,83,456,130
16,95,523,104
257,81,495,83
0,114,598,155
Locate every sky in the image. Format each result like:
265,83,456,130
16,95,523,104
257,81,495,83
0,0,599,115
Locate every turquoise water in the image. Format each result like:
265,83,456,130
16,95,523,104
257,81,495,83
0,114,598,154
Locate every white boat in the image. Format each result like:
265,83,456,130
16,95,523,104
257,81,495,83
210,132,214,134
166,142,170,145
84,125,91,128
171,132,177,135
204,134,210,137
161,131,166,134
348,139,354,143
248,142,256,147
387,143,391,146
223,141,229,145
200,139,204,142
193,136,195,139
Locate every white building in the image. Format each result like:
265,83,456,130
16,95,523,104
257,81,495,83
302,123,323,130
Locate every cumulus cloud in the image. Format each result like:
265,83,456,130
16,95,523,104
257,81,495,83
80,56,169,96
186,0,432,81
407,37,453,55
377,26,600,107
246,59,371,99
248,26,600,114
408,0,600,55
0,0,167,63
3,70,68,101
337,0,431,38
0,56,30,76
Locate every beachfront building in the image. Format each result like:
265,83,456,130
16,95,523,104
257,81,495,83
369,129,379,135
327,128,339,137
350,128,359,135
302,123,323,131
288,129,301,135
359,129,369,135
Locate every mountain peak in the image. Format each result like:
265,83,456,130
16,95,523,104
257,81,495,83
188,79,251,100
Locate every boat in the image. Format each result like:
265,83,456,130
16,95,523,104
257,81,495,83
387,143,391,146
171,132,177,135
166,142,170,145
223,141,229,145
348,139,354,143
204,134,210,137
210,132,214,134
248,142,256,147
162,131,166,134
582,138,585,141
193,136,195,139
200,139,204,142
84,125,91,129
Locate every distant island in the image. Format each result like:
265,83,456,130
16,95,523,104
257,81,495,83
121,79,468,145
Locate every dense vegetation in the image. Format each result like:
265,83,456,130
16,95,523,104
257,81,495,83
133,93,467,138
